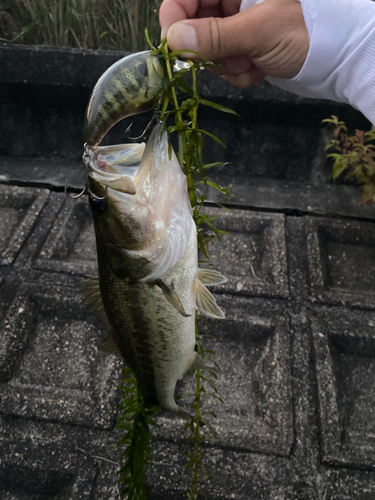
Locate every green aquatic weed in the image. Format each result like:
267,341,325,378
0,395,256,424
116,34,234,499
116,366,158,499
151,36,232,499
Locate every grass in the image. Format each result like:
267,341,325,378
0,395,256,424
0,0,161,51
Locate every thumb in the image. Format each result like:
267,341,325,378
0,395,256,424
166,8,264,61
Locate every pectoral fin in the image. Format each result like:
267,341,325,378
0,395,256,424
98,331,122,357
193,277,225,319
155,279,190,318
197,268,227,286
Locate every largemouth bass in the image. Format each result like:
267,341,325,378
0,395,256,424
82,123,226,418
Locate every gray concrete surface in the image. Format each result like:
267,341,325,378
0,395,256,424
1,44,375,499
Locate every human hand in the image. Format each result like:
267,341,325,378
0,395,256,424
159,0,309,88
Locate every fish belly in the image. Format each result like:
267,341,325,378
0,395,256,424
98,235,197,412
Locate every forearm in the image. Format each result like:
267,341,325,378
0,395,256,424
265,0,375,124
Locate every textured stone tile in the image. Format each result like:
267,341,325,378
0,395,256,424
156,296,293,456
0,282,121,428
148,440,306,500
202,207,289,299
285,217,310,300
0,450,95,500
311,307,375,469
0,273,16,322
0,185,49,266
0,156,85,190
0,417,104,500
33,195,97,276
318,467,375,500
306,217,375,308
288,308,321,470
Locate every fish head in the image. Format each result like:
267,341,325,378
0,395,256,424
83,51,164,149
84,123,195,282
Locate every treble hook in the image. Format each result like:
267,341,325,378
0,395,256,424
89,185,107,201
88,185,107,214
64,180,107,201
125,116,155,141
65,179,87,199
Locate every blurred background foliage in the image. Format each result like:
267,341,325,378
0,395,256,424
324,116,375,204
0,0,161,50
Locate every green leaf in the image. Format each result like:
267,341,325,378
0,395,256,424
203,161,229,170
200,179,227,194
200,98,240,117
145,28,156,50
196,128,226,147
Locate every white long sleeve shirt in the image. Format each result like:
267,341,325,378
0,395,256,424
240,0,375,124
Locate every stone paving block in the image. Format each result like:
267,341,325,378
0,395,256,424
318,467,375,500
147,440,301,500
156,296,293,457
33,195,97,276
204,123,324,183
0,282,121,428
306,217,375,308
0,417,103,500
288,308,321,472
0,155,85,190
0,445,96,500
0,185,49,266
285,218,311,301
202,207,289,299
311,307,375,469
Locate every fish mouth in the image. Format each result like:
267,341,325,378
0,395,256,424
83,142,146,195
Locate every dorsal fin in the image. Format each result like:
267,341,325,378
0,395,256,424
81,276,109,325
197,269,227,286
98,331,122,357
193,277,225,319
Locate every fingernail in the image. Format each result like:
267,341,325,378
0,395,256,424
168,22,198,51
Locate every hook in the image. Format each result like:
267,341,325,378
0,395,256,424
89,185,107,201
65,179,87,199
125,116,155,141
88,184,107,214
64,180,107,201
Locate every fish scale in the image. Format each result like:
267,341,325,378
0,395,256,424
95,220,198,409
